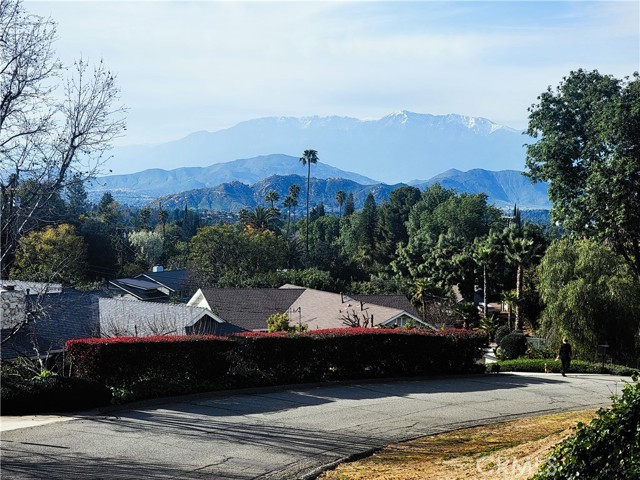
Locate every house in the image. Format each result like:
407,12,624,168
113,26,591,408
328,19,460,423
1,281,104,360
98,298,242,337
187,287,307,331
108,267,194,302
282,285,432,330
187,285,433,332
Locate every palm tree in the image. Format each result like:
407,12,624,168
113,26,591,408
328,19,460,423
158,208,168,240
288,184,301,222
501,289,518,331
240,206,278,232
265,190,280,209
299,149,318,255
473,232,501,319
336,190,346,217
283,195,295,235
474,241,492,319
504,231,538,330
139,207,151,230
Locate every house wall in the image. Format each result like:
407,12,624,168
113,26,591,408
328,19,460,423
1,288,26,330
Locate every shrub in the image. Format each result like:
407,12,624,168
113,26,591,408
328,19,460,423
533,379,640,479
494,325,512,345
495,358,639,376
1,374,111,415
499,332,528,359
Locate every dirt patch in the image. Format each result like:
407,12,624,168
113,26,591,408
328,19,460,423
318,409,596,480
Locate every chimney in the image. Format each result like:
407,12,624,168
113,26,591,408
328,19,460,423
152,265,164,273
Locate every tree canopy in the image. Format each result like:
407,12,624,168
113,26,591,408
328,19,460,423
525,69,640,279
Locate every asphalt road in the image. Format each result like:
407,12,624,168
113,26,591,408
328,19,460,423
0,372,632,479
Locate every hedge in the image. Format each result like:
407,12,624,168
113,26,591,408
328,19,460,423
1,374,112,415
66,329,488,400
495,358,639,376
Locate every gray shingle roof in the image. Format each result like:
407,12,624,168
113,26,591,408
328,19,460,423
1,288,105,360
99,298,241,337
199,288,306,331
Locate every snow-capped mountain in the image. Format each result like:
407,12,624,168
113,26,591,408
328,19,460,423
108,111,530,183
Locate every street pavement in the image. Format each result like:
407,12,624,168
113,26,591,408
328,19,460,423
0,372,632,479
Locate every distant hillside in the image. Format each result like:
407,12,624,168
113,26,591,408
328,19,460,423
148,169,550,213
150,175,399,213
108,111,531,182
87,154,377,205
415,168,551,210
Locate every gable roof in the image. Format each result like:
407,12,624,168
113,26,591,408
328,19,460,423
288,288,428,330
99,298,240,337
189,285,431,331
1,288,105,360
195,287,306,331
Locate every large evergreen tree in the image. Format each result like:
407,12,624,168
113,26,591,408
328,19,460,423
526,69,640,279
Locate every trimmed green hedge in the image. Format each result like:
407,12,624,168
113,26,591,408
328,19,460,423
1,374,112,415
494,358,639,376
66,329,488,401
533,379,640,479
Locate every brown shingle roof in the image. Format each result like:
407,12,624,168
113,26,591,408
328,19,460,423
199,288,305,331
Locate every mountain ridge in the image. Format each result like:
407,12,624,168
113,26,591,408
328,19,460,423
107,110,530,181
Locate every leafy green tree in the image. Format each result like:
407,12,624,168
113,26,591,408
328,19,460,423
188,225,286,286
267,312,291,332
309,202,325,222
525,69,640,279
537,238,640,364
128,230,163,268
11,224,88,284
407,183,456,238
299,149,318,255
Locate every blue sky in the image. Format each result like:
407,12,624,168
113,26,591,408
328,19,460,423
29,1,640,147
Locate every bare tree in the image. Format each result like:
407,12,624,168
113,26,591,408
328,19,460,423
340,309,373,328
1,0,126,277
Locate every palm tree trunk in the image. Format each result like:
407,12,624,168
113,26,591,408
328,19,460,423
306,162,310,256
483,264,488,319
516,264,522,330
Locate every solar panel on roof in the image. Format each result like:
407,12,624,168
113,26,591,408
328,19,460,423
119,278,161,290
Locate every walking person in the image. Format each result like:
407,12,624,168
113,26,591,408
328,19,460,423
556,337,572,377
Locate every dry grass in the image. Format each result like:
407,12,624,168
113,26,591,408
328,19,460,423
318,409,596,480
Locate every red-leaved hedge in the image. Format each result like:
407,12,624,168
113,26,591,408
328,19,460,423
66,329,487,400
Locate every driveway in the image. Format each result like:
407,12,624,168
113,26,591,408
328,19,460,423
0,373,632,479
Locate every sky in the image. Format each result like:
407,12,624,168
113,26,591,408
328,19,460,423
27,0,640,148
